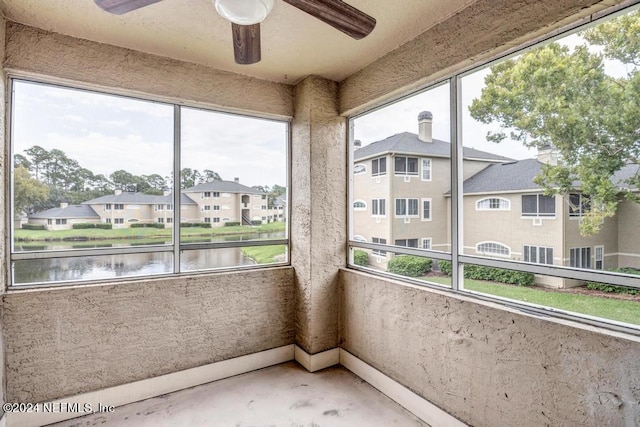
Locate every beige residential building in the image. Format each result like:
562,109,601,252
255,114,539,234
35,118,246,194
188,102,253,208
27,178,281,229
353,112,640,287
352,111,510,265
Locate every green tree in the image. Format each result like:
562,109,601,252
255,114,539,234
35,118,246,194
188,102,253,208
469,12,640,235
13,165,49,218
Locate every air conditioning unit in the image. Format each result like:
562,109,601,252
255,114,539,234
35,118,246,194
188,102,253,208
532,218,543,226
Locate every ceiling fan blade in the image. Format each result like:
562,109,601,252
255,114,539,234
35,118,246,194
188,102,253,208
283,0,375,40
232,23,262,65
94,0,163,15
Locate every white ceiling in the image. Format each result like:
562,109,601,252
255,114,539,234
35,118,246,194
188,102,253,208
1,0,478,84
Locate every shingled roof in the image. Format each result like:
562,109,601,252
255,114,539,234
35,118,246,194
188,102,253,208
83,192,196,205
182,180,264,195
30,204,100,219
454,159,640,194
354,132,512,162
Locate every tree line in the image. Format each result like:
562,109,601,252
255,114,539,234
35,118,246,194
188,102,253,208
14,145,282,218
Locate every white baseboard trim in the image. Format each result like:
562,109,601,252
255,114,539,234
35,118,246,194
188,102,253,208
294,345,340,372
6,345,294,427
340,349,467,427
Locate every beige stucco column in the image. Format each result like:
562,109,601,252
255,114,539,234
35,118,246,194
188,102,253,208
0,16,7,415
291,75,346,354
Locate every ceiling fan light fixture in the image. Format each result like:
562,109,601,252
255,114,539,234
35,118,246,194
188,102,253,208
214,0,274,25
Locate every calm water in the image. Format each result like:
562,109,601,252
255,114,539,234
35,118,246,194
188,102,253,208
13,231,286,285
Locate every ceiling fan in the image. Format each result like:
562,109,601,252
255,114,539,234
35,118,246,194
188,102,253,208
94,0,376,65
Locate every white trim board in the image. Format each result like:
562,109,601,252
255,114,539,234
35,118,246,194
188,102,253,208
340,349,467,427
294,345,340,372
5,345,295,427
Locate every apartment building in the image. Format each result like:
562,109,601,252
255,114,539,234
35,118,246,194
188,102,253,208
27,178,280,229
352,111,510,262
353,113,640,287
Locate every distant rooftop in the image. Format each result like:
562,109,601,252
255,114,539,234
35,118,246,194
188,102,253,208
30,204,99,219
83,192,196,205
353,132,512,162
183,180,264,195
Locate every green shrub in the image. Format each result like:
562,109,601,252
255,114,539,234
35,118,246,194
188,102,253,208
130,223,165,229
22,224,45,230
437,260,533,286
438,260,452,275
72,223,98,229
95,223,112,229
353,249,368,266
251,220,263,226
224,221,241,227
586,268,640,295
387,255,432,277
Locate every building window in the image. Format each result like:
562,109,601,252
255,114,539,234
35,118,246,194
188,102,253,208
569,193,590,217
421,199,431,221
213,205,220,211
522,194,555,217
372,199,386,216
394,157,418,176
213,192,220,198
203,205,211,211
353,235,367,243
570,247,592,269
395,239,418,248
353,200,367,211
421,159,431,181
421,238,432,250
476,242,510,257
477,197,510,210
261,205,267,210
395,198,419,217
371,157,386,177
10,80,288,286
523,245,553,265
354,164,366,175
595,245,604,270
372,237,387,256
213,217,220,223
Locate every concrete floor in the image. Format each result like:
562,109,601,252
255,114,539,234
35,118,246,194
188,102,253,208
50,362,429,427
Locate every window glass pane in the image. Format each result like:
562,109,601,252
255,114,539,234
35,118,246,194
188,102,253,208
350,83,451,256
13,252,173,285
181,245,287,272
521,195,537,216
180,108,287,270
11,81,175,284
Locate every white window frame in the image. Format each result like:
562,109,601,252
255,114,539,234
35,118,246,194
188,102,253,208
570,247,592,269
371,157,387,177
421,198,432,221
476,241,511,258
421,238,432,250
395,198,419,218
394,156,419,176
521,194,555,218
354,164,367,175
595,245,604,270
476,197,510,211
523,245,554,265
371,198,386,217
421,158,432,181
353,200,367,211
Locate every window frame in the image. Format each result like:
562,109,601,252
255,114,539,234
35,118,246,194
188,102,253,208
394,156,419,176
476,241,511,258
371,157,387,177
421,198,432,221
521,194,555,218
371,198,386,217
8,77,290,288
394,198,419,218
523,245,554,265
476,197,511,211
421,158,432,181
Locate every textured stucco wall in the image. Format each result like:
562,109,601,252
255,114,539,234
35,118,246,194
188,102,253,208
339,0,622,115
291,76,346,354
340,269,640,427
2,267,295,402
4,22,293,119
0,15,6,416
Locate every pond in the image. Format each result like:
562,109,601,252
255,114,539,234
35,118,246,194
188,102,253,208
12,231,286,285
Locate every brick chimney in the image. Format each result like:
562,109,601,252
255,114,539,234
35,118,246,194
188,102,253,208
537,144,559,166
60,202,68,209
418,111,433,143
114,189,122,196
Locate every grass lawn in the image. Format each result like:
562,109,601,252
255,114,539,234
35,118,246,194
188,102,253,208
424,276,640,325
14,221,286,242
241,245,286,264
